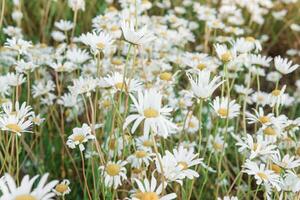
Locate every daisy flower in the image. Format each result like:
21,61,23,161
214,43,236,63
272,151,300,170
68,0,85,11
123,89,178,138
243,160,281,191
0,115,32,136
187,70,224,100
4,37,32,55
53,179,71,196
274,56,299,74
79,31,114,55
269,85,286,107
54,20,74,32
127,149,153,168
99,160,127,189
104,72,142,93
66,123,95,151
246,107,274,126
207,134,227,153
0,173,58,200
121,19,156,46
2,101,33,119
211,96,240,119
135,134,155,151
131,176,177,200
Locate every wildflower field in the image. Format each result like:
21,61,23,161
1,0,300,199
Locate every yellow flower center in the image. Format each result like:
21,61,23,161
106,164,120,176
253,143,259,151
32,117,40,124
135,150,147,158
217,108,228,117
257,172,268,180
271,164,282,174
132,168,143,174
271,89,281,97
103,100,111,108
188,121,196,128
6,123,22,132
159,72,172,81
135,192,159,200
143,140,153,147
73,134,85,143
258,116,270,124
221,52,232,62
178,161,188,170
197,63,206,70
97,42,105,49
14,195,37,200
111,25,119,31
115,82,126,90
111,59,122,65
55,183,68,193
263,127,276,136
245,36,255,42
213,142,223,150
144,108,159,118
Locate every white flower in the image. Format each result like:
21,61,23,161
68,0,85,11
214,43,236,63
121,19,155,45
68,76,98,96
66,123,95,151
123,89,178,138
0,115,32,136
246,107,274,126
4,37,32,55
243,160,281,191
79,31,114,55
274,56,299,74
66,48,91,64
131,176,177,200
272,151,300,169
187,70,223,100
2,101,33,119
127,149,153,168
6,73,26,86
0,173,58,200
54,20,74,32
104,72,142,93
99,160,127,189
211,96,240,119
53,179,71,196
282,171,300,192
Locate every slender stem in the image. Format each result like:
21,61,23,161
80,151,92,200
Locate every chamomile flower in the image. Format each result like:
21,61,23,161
208,134,227,153
187,70,223,100
214,43,236,63
211,96,240,119
53,179,71,196
123,89,178,138
131,176,177,200
80,31,114,55
66,123,95,151
127,149,153,168
54,20,74,32
121,19,156,46
272,151,300,170
4,37,32,55
68,0,85,11
0,115,32,136
99,160,127,189
0,173,58,200
2,101,33,119
246,107,274,126
243,160,281,191
6,73,26,86
274,56,299,75
104,72,142,93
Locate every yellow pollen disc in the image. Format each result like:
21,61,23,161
159,72,172,81
10,111,17,115
178,161,189,170
259,116,270,124
103,100,111,108
188,121,196,128
217,108,228,117
111,59,122,65
135,192,159,200
73,134,85,143
111,25,119,31
135,150,147,158
97,42,105,49
132,168,143,174
65,109,72,117
271,164,282,174
115,82,126,90
245,36,255,42
6,123,22,132
144,108,159,118
143,140,153,147
213,142,223,150
14,195,37,200
55,184,68,193
221,52,232,62
263,127,276,136
257,172,268,180
197,63,206,70
32,118,40,123
106,164,120,176
271,89,281,96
